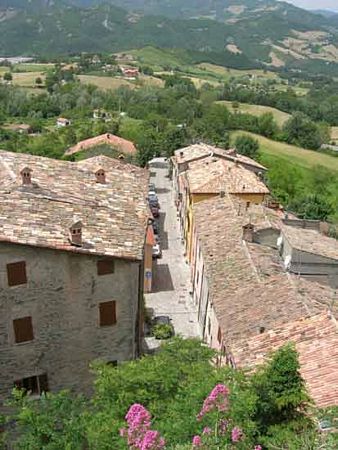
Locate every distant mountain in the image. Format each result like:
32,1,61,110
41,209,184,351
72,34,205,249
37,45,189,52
312,9,338,19
1,0,338,74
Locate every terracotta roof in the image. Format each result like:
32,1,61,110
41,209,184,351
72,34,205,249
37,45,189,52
282,225,338,261
193,195,338,406
186,157,269,195
233,312,338,408
0,151,149,260
65,133,137,157
173,143,266,171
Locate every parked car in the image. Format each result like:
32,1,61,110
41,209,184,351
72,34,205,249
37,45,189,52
152,220,159,235
150,205,160,218
149,199,160,209
152,316,174,339
152,243,162,259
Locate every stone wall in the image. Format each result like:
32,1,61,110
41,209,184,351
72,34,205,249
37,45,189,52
0,242,141,405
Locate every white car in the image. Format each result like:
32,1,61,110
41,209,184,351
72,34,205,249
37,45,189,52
152,243,162,259
148,190,157,198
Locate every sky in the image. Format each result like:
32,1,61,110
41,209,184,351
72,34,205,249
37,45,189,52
286,0,338,10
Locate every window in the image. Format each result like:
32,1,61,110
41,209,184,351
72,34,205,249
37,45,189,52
7,261,27,286
14,374,48,395
217,327,222,344
13,316,34,343
97,259,115,276
99,301,117,326
208,318,211,335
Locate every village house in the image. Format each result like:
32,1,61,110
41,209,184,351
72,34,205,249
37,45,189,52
171,144,267,241
279,222,338,288
65,133,137,159
191,194,338,408
179,155,269,261
120,66,139,79
56,117,71,127
0,151,152,406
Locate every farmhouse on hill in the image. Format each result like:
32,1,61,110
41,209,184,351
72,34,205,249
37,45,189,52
65,133,137,158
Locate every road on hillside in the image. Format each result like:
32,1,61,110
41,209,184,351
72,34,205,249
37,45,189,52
145,158,200,338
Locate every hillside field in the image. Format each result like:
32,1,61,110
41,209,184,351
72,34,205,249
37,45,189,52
219,101,291,126
230,131,338,173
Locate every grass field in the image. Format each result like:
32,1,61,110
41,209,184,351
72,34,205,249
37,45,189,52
230,131,338,173
12,72,45,87
78,75,136,90
218,101,291,126
78,74,163,90
198,63,280,81
14,63,53,72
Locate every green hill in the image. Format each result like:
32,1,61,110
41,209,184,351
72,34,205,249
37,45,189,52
2,1,338,74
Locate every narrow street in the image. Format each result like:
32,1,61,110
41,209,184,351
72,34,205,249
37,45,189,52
145,158,200,338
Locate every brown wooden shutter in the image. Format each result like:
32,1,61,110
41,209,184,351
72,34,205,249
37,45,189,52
217,326,222,344
97,259,115,276
13,316,34,343
7,261,27,286
99,301,116,326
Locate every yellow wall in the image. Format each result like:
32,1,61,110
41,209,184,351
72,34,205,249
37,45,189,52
231,193,266,204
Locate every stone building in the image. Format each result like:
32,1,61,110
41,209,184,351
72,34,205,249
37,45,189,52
0,151,150,405
191,194,338,408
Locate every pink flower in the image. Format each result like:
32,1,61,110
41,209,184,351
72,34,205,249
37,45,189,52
231,427,243,443
254,446,262,450
197,384,229,420
119,428,126,437
192,435,202,447
202,427,212,435
141,430,165,450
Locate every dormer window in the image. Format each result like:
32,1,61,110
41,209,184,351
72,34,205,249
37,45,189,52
20,167,32,185
69,221,83,247
95,168,106,184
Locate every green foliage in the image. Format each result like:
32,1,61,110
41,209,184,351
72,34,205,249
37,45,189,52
3,72,12,82
152,324,173,339
7,340,326,449
235,134,259,158
283,112,326,150
252,343,310,431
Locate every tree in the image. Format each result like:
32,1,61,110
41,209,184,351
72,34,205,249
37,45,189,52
288,194,334,221
283,112,324,150
35,77,43,87
252,343,310,432
258,112,278,138
234,134,259,159
3,72,12,82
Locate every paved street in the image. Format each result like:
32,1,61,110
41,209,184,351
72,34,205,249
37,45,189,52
145,158,200,338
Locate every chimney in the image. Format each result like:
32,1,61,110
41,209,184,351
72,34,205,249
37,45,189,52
243,223,255,242
69,221,83,247
220,190,225,198
95,168,106,184
20,167,32,185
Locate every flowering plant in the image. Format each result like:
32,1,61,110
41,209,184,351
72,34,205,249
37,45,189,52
121,404,165,450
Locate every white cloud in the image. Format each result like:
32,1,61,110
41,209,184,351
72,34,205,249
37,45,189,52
285,0,338,10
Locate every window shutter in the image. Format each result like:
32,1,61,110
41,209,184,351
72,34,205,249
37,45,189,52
13,316,34,343
99,301,117,326
217,326,222,344
7,261,27,286
97,259,115,275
